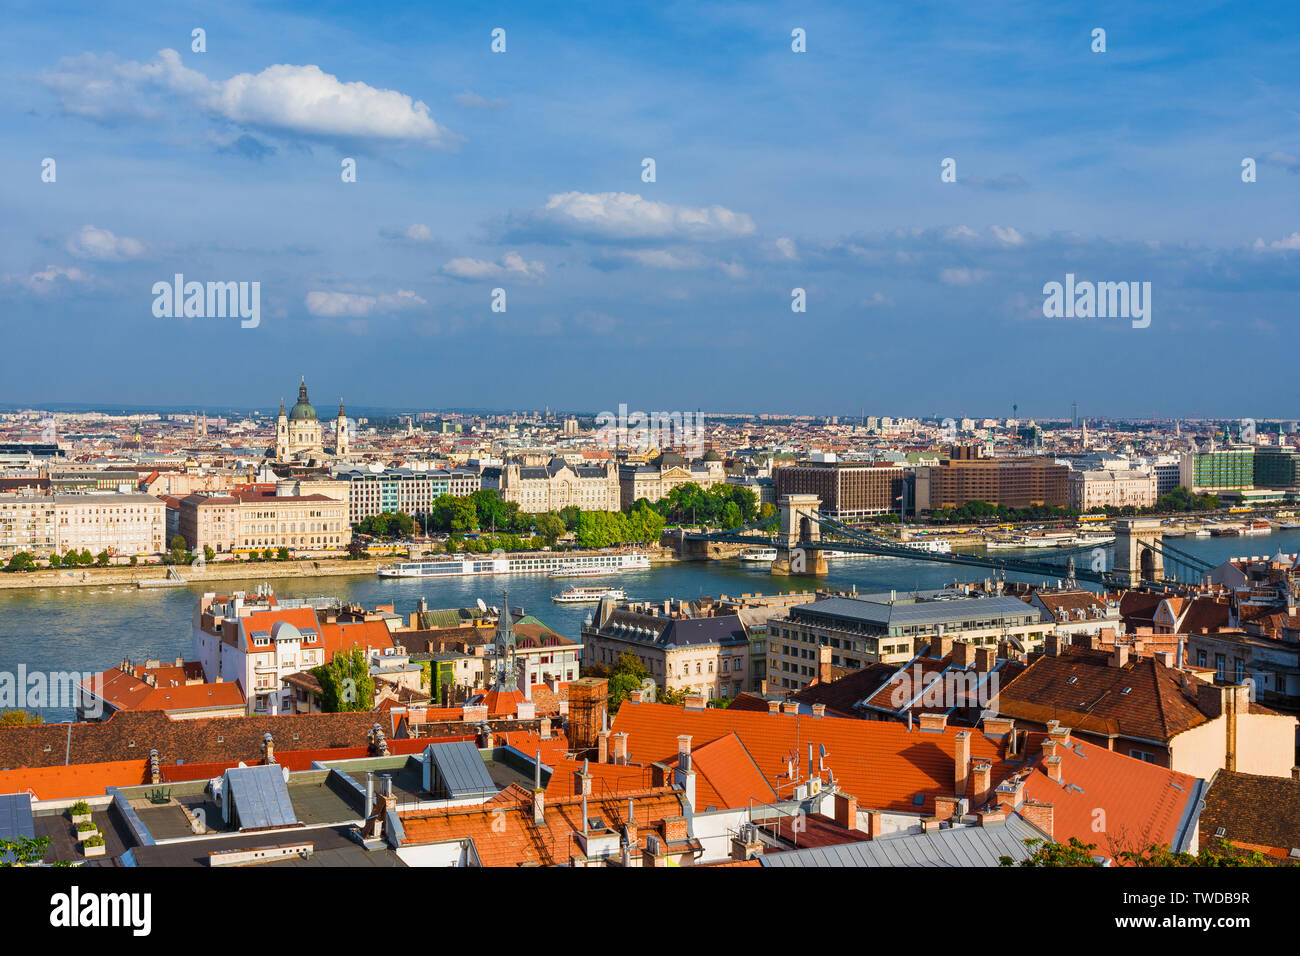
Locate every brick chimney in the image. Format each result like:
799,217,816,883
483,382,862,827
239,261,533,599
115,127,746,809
597,730,610,764
832,790,858,831
971,759,993,807
1110,645,1130,668
952,641,975,668
864,810,884,840
684,693,706,710
627,690,643,704
811,703,826,718
1020,800,1055,838
262,732,274,764
931,635,954,659
975,647,996,673
981,715,1013,737
767,700,781,714
933,795,958,821
1044,754,1063,783
780,701,799,715
954,730,971,797
532,787,545,825
539,716,552,739
1044,634,1062,657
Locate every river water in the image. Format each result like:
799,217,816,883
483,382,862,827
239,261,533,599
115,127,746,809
4,530,1298,721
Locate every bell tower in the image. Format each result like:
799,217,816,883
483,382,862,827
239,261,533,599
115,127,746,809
275,398,288,460
335,399,349,458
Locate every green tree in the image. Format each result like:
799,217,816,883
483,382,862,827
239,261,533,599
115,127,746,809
311,646,375,712
5,552,35,572
589,652,651,713
0,834,50,866
203,546,215,563
534,512,566,545
95,550,111,567
0,710,43,726
277,546,291,561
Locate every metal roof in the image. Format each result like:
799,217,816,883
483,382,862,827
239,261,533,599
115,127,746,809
224,764,299,830
791,595,1038,628
0,792,35,844
423,740,498,800
759,815,1043,867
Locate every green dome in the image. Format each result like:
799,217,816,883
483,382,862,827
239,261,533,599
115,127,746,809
289,380,317,421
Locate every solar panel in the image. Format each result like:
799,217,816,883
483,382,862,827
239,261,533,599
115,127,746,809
224,764,298,830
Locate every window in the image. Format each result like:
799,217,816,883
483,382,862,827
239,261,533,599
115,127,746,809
1128,749,1155,763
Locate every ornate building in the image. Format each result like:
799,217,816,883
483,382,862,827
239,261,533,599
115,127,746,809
497,457,621,512
273,378,349,462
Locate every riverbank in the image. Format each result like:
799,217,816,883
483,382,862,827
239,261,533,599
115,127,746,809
0,547,682,591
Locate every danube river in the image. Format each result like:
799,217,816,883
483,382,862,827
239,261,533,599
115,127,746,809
4,530,1299,721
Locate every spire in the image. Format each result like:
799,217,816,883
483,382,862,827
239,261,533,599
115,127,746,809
278,398,285,417
492,591,517,691
338,397,345,417
298,378,309,405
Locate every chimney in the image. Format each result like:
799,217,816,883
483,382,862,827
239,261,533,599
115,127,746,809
832,790,858,831
684,693,706,710
612,731,629,765
933,796,958,822
951,641,975,668
532,786,545,825
1044,754,1063,783
627,690,643,704
975,647,996,673
1157,651,1175,668
864,810,884,840
1044,634,1062,657
981,715,1013,737
1047,723,1072,748
540,716,552,739
932,635,954,659
623,796,638,850
767,700,781,714
1020,800,1055,839
781,701,800,715
575,759,593,797
262,732,274,764
597,730,610,764
1110,645,1130,668
364,771,374,818
642,833,668,867
811,703,826,718
954,731,971,797
918,712,948,732
971,759,993,807
676,735,692,772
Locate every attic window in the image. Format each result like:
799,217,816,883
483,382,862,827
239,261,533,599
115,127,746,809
1121,687,1133,695
43,745,51,753
128,740,136,748
217,735,224,743
912,793,924,807
1215,827,1226,838
292,733,300,740
1067,676,1078,685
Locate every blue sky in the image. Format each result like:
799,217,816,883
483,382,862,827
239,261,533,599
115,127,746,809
2,0,1298,418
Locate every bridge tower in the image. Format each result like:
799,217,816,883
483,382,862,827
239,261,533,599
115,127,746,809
771,494,828,576
1113,518,1165,586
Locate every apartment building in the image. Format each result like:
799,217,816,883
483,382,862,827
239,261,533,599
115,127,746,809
177,494,240,553
773,460,905,519
913,453,1069,512
335,467,459,524
498,457,620,513
0,494,56,558
581,600,751,700
1068,468,1158,510
231,489,351,552
767,594,1050,693
53,493,167,556
619,452,723,508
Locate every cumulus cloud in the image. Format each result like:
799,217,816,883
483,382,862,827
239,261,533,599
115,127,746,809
381,223,435,243
774,237,799,260
442,251,545,280
41,49,455,149
940,267,988,285
304,289,427,317
990,225,1025,246
1253,232,1300,251
5,264,93,293
65,225,146,261
510,191,756,242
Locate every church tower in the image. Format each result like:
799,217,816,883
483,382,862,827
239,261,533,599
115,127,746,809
335,399,349,459
275,398,289,460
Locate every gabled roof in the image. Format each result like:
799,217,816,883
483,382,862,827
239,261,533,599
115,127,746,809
995,646,1210,743
790,663,896,717
610,702,1020,814
759,813,1045,867
1200,770,1300,859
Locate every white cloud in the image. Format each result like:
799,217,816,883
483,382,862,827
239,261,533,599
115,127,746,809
42,49,455,148
530,191,756,241
944,225,980,241
774,237,799,260
1253,232,1300,251
304,289,426,317
6,264,92,293
990,225,1024,246
65,225,146,261
442,252,545,280
940,267,988,285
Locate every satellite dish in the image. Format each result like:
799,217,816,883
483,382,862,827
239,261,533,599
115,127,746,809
476,597,487,613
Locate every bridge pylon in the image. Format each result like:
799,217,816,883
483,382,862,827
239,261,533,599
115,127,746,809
1113,518,1165,586
771,494,828,576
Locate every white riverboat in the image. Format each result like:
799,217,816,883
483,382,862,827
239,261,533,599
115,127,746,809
378,550,650,579
552,586,627,605
737,547,777,564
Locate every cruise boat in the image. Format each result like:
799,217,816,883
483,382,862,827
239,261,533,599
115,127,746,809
552,586,626,605
903,538,953,554
378,550,650,579
737,547,777,564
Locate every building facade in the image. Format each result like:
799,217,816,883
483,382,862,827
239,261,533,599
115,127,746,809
498,458,621,513
53,493,167,556
913,455,1069,512
773,461,905,520
1068,468,1158,510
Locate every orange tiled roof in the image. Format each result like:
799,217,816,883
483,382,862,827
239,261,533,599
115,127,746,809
610,702,1019,814
0,759,151,800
